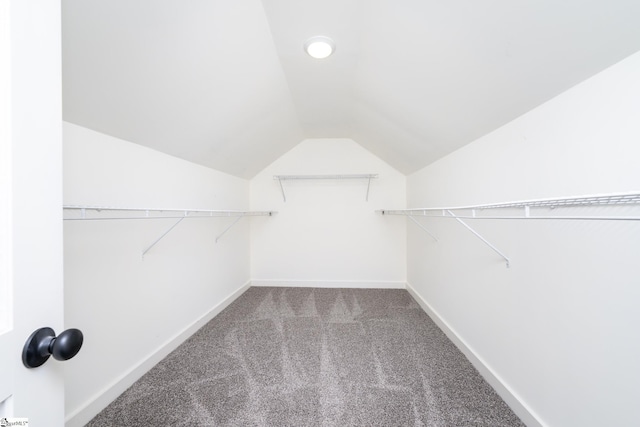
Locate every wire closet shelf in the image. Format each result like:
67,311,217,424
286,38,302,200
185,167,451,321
63,205,277,257
273,174,378,202
379,191,640,221
63,205,275,220
378,191,640,268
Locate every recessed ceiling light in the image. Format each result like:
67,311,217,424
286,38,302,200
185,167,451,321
304,36,335,59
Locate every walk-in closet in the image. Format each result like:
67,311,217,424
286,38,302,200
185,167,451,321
4,1,640,426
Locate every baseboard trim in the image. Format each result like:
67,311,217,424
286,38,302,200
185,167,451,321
405,282,545,427
250,280,406,289
65,281,251,427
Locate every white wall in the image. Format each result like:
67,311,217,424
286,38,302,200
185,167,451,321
251,138,406,287
63,123,251,425
407,51,640,426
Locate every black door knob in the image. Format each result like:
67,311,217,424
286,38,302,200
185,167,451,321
22,327,84,368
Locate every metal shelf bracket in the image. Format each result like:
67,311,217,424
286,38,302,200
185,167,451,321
445,210,510,268
407,215,439,242
142,216,187,259
215,215,245,243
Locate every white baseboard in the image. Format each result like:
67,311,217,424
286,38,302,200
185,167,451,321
65,281,251,427
250,280,406,289
405,282,545,427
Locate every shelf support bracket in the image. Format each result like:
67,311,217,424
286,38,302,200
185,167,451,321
445,210,510,268
215,215,245,243
366,176,372,201
408,216,438,242
277,178,286,202
142,216,186,259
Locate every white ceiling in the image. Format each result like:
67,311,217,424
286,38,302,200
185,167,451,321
62,0,640,178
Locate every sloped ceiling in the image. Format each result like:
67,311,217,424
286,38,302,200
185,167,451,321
62,0,640,179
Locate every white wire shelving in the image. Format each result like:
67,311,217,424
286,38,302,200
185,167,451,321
63,205,277,258
273,174,378,202
379,191,640,268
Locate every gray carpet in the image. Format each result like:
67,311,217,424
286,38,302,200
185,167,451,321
87,287,524,426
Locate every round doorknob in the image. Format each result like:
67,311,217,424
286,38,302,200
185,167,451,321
22,327,84,368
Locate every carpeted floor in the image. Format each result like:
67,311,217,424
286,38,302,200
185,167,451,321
87,287,524,426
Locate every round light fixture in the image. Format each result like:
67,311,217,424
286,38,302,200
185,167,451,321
304,36,335,59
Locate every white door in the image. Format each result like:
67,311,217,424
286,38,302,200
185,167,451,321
1,0,66,425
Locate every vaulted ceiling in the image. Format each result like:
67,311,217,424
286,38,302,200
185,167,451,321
62,0,640,179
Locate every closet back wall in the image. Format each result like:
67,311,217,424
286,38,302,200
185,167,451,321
251,139,406,288
63,123,251,426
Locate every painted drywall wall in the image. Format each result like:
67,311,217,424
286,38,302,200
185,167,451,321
407,51,640,426
251,139,406,287
63,123,251,425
